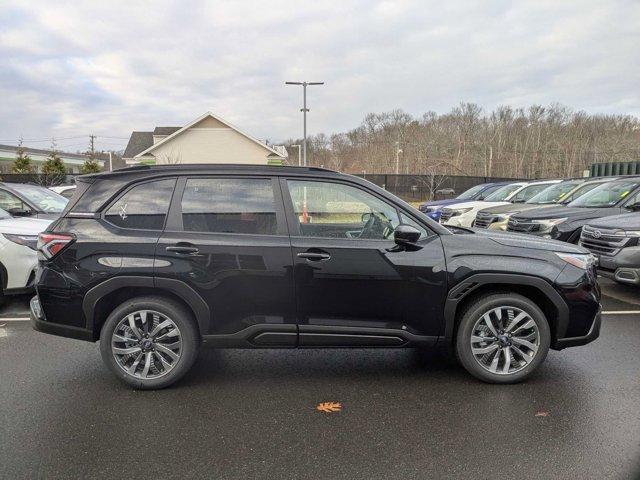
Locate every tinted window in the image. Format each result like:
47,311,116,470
562,182,601,203
181,178,277,235
287,180,400,240
105,178,176,230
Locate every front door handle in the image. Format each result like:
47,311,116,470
297,251,331,261
166,245,199,255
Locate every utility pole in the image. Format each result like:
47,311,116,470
291,144,302,166
285,81,324,167
89,134,96,159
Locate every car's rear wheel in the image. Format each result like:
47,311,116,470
455,293,550,383
99,296,200,389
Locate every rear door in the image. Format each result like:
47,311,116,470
154,175,296,346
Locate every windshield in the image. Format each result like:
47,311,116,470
484,184,523,201
561,182,602,203
568,180,640,208
526,181,581,204
456,184,487,200
10,184,68,213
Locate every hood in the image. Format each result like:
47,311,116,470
586,212,640,230
512,205,621,221
443,201,510,211
420,198,467,210
0,217,52,235
478,202,562,215
470,228,585,254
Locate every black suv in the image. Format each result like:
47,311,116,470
31,165,601,389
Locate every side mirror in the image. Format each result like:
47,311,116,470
626,202,640,212
512,198,526,204
393,224,422,250
8,207,33,217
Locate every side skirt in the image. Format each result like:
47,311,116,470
203,324,438,349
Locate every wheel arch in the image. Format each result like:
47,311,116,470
83,276,210,341
444,273,568,345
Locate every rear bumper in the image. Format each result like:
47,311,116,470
30,295,93,342
552,307,601,350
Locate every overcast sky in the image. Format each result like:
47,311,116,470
1,0,639,152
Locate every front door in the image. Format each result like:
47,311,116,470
155,176,296,346
281,178,446,347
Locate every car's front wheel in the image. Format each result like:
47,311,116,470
99,296,200,389
455,293,550,383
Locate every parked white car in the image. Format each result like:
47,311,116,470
440,180,561,228
0,208,51,303
49,184,76,199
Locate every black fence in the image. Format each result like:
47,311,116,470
355,174,523,202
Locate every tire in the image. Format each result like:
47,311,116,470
99,296,200,389
455,292,550,384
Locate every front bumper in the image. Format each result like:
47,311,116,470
30,295,93,342
553,307,601,349
595,246,640,285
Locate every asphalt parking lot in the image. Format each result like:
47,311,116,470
1,278,639,480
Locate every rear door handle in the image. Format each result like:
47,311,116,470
297,251,331,261
166,245,200,255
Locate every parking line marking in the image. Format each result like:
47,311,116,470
0,317,30,321
602,311,640,315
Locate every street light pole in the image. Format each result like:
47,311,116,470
291,144,302,166
285,81,324,167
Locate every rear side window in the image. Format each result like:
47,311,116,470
104,178,176,230
180,178,277,235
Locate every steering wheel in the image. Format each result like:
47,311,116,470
359,212,393,239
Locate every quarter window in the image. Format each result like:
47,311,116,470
105,178,176,230
181,178,277,235
287,180,400,240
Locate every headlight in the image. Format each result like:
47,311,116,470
422,205,441,213
494,214,510,222
623,230,640,237
532,217,567,233
555,252,596,269
449,207,474,217
3,233,38,250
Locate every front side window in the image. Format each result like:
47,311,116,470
456,184,486,200
287,180,400,240
511,183,553,202
10,184,68,213
526,181,581,204
569,181,640,208
0,190,27,213
484,184,523,202
181,178,277,235
105,178,176,230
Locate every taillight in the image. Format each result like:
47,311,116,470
37,233,75,260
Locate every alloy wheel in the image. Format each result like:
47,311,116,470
469,306,540,375
111,310,182,379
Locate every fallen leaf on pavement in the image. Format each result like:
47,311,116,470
317,402,342,413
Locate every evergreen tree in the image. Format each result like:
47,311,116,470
12,138,35,173
81,159,102,174
41,139,67,175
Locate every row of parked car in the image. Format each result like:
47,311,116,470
0,182,75,304
420,176,640,286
